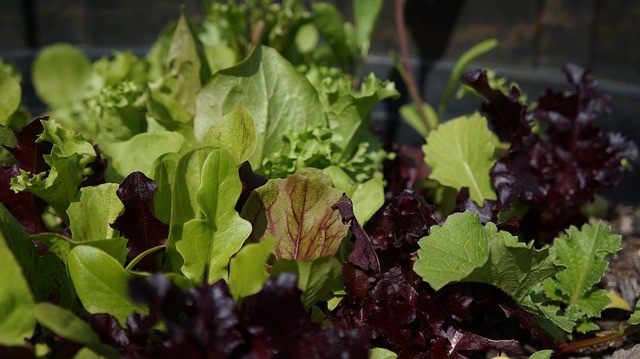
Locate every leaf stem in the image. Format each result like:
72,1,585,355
394,0,432,132
555,324,640,357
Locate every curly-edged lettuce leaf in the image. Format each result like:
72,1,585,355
541,222,621,333
170,149,251,284
423,113,498,204
194,45,326,167
241,174,348,260
10,119,96,222
0,218,35,345
67,183,123,242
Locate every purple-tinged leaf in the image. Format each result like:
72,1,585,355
236,161,267,213
382,145,430,201
241,174,349,260
332,194,380,272
111,172,168,270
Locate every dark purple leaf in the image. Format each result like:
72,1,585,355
332,194,380,272
236,161,267,213
461,70,528,141
111,172,168,271
382,145,431,201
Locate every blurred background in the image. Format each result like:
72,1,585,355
2,0,640,202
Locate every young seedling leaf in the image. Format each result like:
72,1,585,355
228,237,277,300
0,73,21,127
241,174,348,260
272,256,343,309
175,149,251,284
423,113,497,204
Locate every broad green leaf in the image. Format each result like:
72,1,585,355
165,147,218,270
202,107,257,165
194,46,326,167
175,149,252,284
101,131,184,179
369,347,398,359
11,119,96,222
354,0,383,58
414,211,491,291
630,302,640,325
241,174,349,260
32,44,92,108
272,256,342,309
67,184,123,241
466,229,561,302
423,113,497,204
438,39,498,117
324,166,383,224
0,203,37,287
34,303,119,359
68,245,146,325
521,294,576,336
528,350,553,359
0,228,35,345
228,237,278,300
0,72,21,127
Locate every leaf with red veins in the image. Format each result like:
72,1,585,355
332,194,380,272
241,174,349,260
111,172,168,271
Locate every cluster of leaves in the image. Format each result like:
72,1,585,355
0,1,639,358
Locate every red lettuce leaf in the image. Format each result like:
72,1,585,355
111,172,168,271
332,194,380,272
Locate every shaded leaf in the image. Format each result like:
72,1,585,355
228,237,277,300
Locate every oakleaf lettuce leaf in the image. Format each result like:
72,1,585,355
241,174,348,260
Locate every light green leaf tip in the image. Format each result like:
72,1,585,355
528,350,553,359
630,302,640,325
423,113,497,204
175,149,252,284
369,347,398,359
68,245,145,326
228,237,278,300
202,107,257,165
67,183,124,242
0,72,21,127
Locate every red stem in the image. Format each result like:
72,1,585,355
394,0,432,131
555,324,640,357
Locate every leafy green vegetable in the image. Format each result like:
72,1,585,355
68,245,146,325
0,72,21,127
323,166,383,223
228,237,278,300
0,203,37,287
241,174,349,260
353,0,383,61
201,107,257,165
194,45,326,167
369,347,398,359
528,350,553,359
423,113,498,204
32,43,92,108
541,222,621,332
630,302,640,325
272,256,342,309
174,149,251,284
0,225,35,345
415,211,560,303
399,103,438,138
100,131,184,179
67,184,123,241
11,119,96,222
312,3,353,70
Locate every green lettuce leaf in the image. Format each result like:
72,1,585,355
67,184,124,242
423,113,498,204
173,149,251,284
201,107,257,165
0,72,21,127
0,221,35,345
68,245,146,326
228,237,278,300
194,45,326,168
272,256,342,309
241,174,348,260
11,119,96,223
